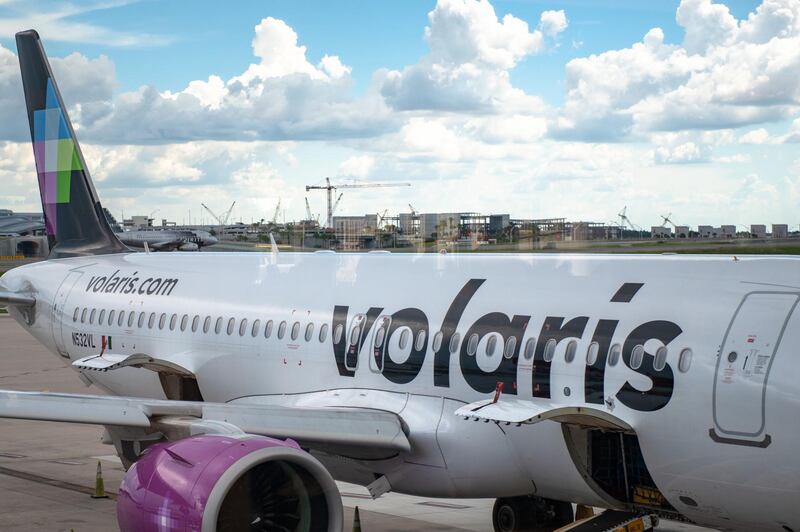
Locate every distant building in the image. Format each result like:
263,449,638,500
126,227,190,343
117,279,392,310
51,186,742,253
674,225,690,238
720,225,736,238
419,213,461,240
751,224,767,238
698,225,715,238
651,226,672,238
124,215,153,229
772,224,788,239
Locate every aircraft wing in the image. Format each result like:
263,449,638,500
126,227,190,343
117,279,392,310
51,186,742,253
0,389,410,452
0,290,35,307
149,239,182,251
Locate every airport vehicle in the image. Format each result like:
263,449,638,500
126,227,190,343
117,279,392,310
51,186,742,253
115,228,218,251
1,30,799,532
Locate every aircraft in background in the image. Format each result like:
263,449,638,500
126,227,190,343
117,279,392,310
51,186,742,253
103,209,218,251
1,30,799,532
114,228,218,251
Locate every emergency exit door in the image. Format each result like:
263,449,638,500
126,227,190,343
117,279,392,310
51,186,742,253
711,291,799,447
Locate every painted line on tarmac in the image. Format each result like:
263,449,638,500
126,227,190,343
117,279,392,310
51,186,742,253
0,465,117,500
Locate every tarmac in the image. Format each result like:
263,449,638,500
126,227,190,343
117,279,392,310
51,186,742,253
0,316,714,531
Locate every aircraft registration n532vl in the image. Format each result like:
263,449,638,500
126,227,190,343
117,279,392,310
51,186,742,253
1,30,799,532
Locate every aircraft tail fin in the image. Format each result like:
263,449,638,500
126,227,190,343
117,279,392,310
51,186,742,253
15,30,127,258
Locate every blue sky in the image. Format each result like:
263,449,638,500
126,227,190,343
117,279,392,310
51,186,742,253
0,0,797,227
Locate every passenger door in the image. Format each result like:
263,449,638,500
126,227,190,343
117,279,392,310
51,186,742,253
712,291,799,446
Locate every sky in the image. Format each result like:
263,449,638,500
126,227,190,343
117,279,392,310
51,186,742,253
0,0,798,229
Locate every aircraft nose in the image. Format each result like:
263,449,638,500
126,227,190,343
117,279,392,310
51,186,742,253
208,236,218,245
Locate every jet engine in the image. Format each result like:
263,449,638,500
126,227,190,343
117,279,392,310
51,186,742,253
179,242,199,251
117,434,343,532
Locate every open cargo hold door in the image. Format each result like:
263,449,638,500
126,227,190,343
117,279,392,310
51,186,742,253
457,399,674,513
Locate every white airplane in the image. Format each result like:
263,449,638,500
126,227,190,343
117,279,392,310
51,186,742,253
1,30,799,532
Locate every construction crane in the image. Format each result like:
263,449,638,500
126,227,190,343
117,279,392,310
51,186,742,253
330,193,343,218
660,212,678,229
306,177,411,228
617,206,643,239
408,203,418,216
304,197,313,221
201,201,236,226
377,209,389,229
271,198,282,225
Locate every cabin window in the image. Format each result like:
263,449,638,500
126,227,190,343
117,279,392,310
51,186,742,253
72,307,79,322
239,318,248,336
191,315,199,333
349,324,362,346
137,312,145,328
466,333,479,356
485,335,498,357
504,336,516,359
333,324,343,344
449,332,461,354
319,323,329,343
80,308,87,323
586,342,600,366
170,314,177,331
415,330,427,352
149,313,156,329
226,318,235,335
523,337,536,360
203,316,211,333
630,345,645,370
98,309,105,325
291,322,300,341
180,315,188,331
678,348,693,373
654,346,668,371
374,327,386,349
118,311,126,327
265,320,274,339
89,308,96,324
565,340,578,363
432,331,443,352
251,319,261,337
543,338,557,362
398,329,410,350
304,323,314,342
107,310,115,326
214,317,222,334
277,321,287,339
608,343,621,366
159,313,166,330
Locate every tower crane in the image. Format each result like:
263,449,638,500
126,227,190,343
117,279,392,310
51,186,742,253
306,177,411,227
408,203,418,216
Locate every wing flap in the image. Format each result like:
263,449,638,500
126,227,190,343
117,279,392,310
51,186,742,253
0,390,410,452
455,399,633,432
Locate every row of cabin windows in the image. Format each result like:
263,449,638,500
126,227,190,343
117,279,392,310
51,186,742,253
70,306,692,373
72,306,332,343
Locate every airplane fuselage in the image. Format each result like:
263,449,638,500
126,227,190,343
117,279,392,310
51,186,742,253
3,251,799,532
